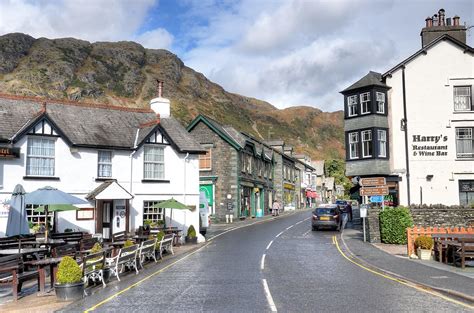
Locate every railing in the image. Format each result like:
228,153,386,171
406,226,474,256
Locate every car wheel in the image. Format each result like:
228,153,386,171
312,226,317,231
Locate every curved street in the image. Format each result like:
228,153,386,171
67,211,471,312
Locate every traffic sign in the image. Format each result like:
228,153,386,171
360,186,389,196
370,195,383,203
360,177,386,186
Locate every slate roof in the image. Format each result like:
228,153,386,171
341,71,388,93
0,95,204,153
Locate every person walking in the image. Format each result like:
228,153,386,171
272,200,280,216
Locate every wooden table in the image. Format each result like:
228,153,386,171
432,234,474,263
0,247,48,258
25,257,63,296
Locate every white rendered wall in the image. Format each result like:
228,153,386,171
387,40,474,206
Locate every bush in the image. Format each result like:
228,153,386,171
124,239,134,248
415,235,433,250
57,256,82,284
379,206,413,244
187,225,196,238
90,242,102,253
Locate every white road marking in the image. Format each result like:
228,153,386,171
302,230,311,236
262,279,277,312
286,225,294,230
295,221,303,225
261,254,266,270
266,240,273,250
276,231,284,238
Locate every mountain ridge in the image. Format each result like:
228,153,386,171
0,32,344,160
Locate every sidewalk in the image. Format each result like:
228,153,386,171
341,225,474,302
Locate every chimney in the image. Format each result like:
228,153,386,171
150,80,170,118
420,9,466,48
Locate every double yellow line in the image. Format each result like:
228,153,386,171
333,235,473,310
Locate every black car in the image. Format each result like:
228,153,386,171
311,205,343,231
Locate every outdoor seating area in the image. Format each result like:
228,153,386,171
0,229,183,301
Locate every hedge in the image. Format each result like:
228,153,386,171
379,206,413,244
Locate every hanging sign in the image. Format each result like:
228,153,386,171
0,147,20,159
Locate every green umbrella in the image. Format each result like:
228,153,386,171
34,204,80,212
153,198,190,228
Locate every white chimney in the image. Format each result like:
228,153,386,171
150,81,170,118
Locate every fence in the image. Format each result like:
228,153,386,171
406,226,474,256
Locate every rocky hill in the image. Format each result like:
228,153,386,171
0,33,344,159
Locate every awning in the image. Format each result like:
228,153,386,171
86,180,133,200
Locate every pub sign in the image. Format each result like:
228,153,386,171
0,147,20,159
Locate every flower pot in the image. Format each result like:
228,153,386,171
55,282,84,301
185,236,197,244
417,248,432,260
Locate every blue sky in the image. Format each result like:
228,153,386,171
0,0,472,112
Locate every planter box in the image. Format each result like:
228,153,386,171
55,282,84,301
417,248,432,260
185,236,197,244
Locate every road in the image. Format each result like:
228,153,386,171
69,211,471,312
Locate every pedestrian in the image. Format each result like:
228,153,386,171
272,200,280,216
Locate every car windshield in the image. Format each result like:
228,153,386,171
335,200,347,205
316,208,335,215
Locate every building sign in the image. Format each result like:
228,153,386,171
0,202,10,218
199,184,213,206
0,147,20,159
360,177,386,186
283,183,295,190
411,134,448,157
360,186,389,196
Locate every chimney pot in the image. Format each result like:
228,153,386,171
425,17,433,28
453,15,460,26
438,9,445,26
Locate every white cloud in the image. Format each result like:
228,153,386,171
0,0,156,42
136,28,174,50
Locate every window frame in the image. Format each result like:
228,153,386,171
376,92,385,114
360,92,371,115
199,148,212,171
26,136,56,177
348,132,359,159
455,127,474,159
453,86,472,112
377,129,387,157
347,95,358,117
143,145,165,180
97,150,113,178
361,130,373,158
143,201,164,223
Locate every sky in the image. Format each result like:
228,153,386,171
0,0,472,112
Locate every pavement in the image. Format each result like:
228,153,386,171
341,221,474,303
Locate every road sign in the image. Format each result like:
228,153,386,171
360,186,389,196
370,195,384,203
360,177,386,186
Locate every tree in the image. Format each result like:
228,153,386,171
325,159,352,196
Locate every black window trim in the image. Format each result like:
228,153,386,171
345,127,390,161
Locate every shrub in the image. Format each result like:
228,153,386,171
90,242,102,253
379,206,413,244
124,239,134,248
187,225,196,239
415,236,433,250
57,256,82,284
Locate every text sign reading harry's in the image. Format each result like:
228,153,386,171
360,177,386,187
0,147,20,159
412,134,448,157
360,186,389,196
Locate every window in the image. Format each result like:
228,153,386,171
199,149,212,170
376,92,385,114
454,86,472,111
143,201,164,223
26,204,53,227
360,92,371,114
361,130,372,157
26,137,55,176
348,132,359,159
459,181,474,206
144,145,164,179
98,150,112,178
377,130,387,157
456,128,473,158
347,95,358,117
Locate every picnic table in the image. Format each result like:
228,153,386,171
24,257,62,296
432,233,473,263
0,247,48,258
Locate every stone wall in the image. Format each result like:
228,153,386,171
409,204,474,227
365,205,381,243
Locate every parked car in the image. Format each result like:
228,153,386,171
311,204,342,231
199,191,210,235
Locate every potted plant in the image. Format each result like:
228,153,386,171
185,225,197,244
415,235,433,260
55,256,84,301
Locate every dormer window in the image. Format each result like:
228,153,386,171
376,92,385,114
347,95,358,117
26,137,55,176
360,92,371,114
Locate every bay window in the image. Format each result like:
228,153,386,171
360,92,371,114
377,130,387,157
376,92,385,114
361,130,372,158
347,95,358,117
349,132,359,159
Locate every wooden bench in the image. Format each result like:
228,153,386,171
77,238,99,257
112,231,130,242
138,238,157,268
52,244,78,260
81,250,107,289
0,254,39,300
452,238,474,269
158,234,174,259
105,244,139,281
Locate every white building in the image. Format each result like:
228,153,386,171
0,90,205,239
343,9,473,206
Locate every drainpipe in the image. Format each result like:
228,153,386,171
402,67,411,205
183,152,189,232
130,129,140,194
